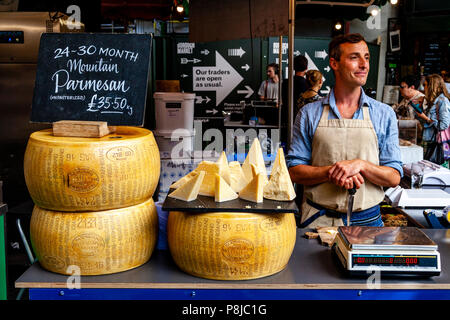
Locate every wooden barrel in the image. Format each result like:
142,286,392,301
24,126,160,212
167,211,296,280
30,197,158,275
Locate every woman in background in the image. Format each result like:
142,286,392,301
414,74,450,167
295,69,323,116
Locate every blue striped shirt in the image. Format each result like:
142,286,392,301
286,88,403,177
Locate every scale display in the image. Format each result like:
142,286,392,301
333,227,441,277
352,255,438,267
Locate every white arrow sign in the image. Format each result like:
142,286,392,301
237,85,254,98
181,74,189,78
201,49,210,55
206,108,218,115
241,64,250,71
195,96,211,104
315,50,328,60
320,86,331,95
294,50,301,57
275,58,288,64
193,51,244,106
324,66,330,73
305,52,326,83
181,58,201,64
228,47,246,58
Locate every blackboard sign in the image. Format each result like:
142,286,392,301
31,33,152,126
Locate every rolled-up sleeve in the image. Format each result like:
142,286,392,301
378,108,404,177
286,108,313,168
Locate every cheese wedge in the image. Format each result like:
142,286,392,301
239,173,264,203
168,171,205,201
214,174,238,202
242,138,268,185
216,151,231,185
228,161,249,193
170,160,231,197
170,171,197,189
264,148,296,201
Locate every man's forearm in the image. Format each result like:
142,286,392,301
359,160,400,187
288,164,332,185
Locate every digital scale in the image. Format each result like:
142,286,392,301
333,226,441,277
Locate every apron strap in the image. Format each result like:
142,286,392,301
301,199,381,227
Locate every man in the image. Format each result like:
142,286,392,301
281,55,308,117
293,55,309,103
286,33,403,228
393,75,426,119
258,63,280,103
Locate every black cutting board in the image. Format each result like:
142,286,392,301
162,189,299,214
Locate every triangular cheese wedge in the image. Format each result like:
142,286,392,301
170,171,197,189
216,151,231,185
168,171,205,201
239,173,264,203
242,138,268,185
214,174,238,202
195,161,221,197
228,161,249,193
269,147,286,177
264,148,296,201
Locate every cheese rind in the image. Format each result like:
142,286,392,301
214,174,238,202
168,171,205,201
24,127,160,212
31,197,158,275
241,138,268,185
239,173,264,203
264,148,296,201
228,161,249,193
167,211,297,280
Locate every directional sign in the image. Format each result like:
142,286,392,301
315,50,328,60
228,47,246,58
174,37,261,118
237,85,254,98
193,51,243,106
241,64,250,71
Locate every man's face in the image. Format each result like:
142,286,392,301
330,41,370,88
266,67,276,79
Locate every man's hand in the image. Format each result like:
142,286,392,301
343,173,365,190
328,160,365,187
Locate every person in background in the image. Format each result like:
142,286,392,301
295,70,324,116
393,75,426,120
441,70,450,92
293,55,309,102
414,74,450,167
258,63,280,104
286,33,402,228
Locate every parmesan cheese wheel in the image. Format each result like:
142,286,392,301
24,127,160,212
167,211,296,280
30,197,158,275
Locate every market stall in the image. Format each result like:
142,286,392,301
15,228,450,300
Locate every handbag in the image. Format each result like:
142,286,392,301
437,125,450,160
424,128,445,164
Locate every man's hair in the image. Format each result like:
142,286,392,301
401,75,420,89
329,33,366,62
294,55,308,72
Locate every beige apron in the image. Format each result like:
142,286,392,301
301,104,385,228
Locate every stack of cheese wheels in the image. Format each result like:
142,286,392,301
24,127,160,275
167,211,296,280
